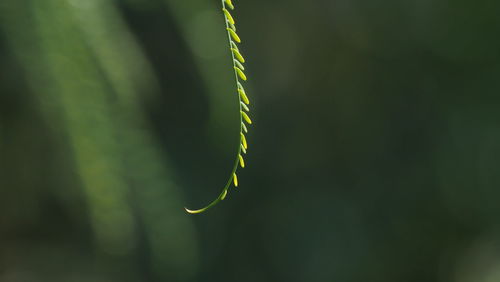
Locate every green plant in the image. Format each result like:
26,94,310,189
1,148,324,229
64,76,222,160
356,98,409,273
185,0,252,214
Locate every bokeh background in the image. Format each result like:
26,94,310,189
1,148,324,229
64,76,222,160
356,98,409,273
2,0,500,281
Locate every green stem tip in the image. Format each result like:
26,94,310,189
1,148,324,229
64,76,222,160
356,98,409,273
185,0,251,214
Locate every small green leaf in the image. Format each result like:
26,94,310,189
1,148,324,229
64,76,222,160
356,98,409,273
227,27,241,43
241,132,248,149
239,154,245,168
233,173,238,187
221,189,228,200
229,21,237,32
240,101,249,112
225,0,235,10
234,59,245,71
238,89,250,105
241,111,252,124
234,67,247,81
230,41,239,51
222,8,235,25
231,48,245,63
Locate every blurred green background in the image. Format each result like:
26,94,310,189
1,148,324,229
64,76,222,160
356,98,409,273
2,0,500,281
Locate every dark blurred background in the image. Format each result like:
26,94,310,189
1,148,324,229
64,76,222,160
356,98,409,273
1,0,500,281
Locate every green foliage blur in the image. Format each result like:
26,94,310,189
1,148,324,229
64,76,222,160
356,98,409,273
2,0,500,281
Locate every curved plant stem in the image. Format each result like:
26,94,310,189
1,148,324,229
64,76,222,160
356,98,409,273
185,0,250,214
